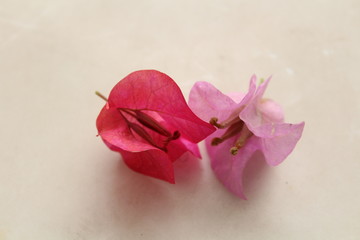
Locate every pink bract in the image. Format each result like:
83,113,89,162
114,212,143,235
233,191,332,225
97,70,215,183
189,76,304,199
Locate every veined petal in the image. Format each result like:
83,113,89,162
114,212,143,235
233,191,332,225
108,70,215,143
189,81,237,122
166,137,201,162
227,92,246,103
254,76,271,100
96,106,159,152
236,74,258,107
222,75,258,123
120,149,175,183
206,130,260,199
257,99,284,123
255,122,305,166
240,76,284,134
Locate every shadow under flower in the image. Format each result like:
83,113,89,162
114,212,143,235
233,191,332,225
104,152,203,229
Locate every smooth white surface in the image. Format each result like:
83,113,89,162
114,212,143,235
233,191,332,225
1,0,359,239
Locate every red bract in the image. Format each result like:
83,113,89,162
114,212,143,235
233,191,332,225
96,70,215,183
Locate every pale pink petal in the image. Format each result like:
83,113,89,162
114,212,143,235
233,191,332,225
254,122,305,166
120,149,175,183
236,74,258,107
189,81,237,122
226,92,246,103
254,76,271,100
108,70,214,143
205,130,260,199
257,99,284,123
240,77,283,135
222,75,258,122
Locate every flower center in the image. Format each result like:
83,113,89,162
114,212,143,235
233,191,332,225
118,108,180,152
96,91,180,152
210,115,253,155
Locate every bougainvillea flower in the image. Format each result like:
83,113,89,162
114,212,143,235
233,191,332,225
96,70,215,183
189,76,304,199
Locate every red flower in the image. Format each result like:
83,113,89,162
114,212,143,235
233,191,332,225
96,70,215,183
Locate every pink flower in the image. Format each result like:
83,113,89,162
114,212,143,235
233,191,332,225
189,76,305,199
96,70,215,183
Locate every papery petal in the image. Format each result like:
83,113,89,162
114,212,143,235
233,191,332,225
189,81,237,122
254,122,305,166
96,106,158,152
219,75,258,123
178,138,201,159
108,70,215,143
236,74,258,107
257,99,284,123
206,130,260,199
227,92,246,103
240,76,284,134
120,149,175,183
166,137,201,162
254,76,271,100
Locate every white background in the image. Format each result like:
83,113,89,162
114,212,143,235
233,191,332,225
1,0,359,239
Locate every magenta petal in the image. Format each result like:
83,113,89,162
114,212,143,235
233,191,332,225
96,106,158,152
206,131,260,199
255,122,305,166
97,70,216,183
189,81,237,122
108,70,214,143
120,149,175,183
166,137,201,162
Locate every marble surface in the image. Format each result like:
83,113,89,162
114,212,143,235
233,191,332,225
1,0,359,239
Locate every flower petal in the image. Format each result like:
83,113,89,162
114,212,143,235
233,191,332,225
189,81,237,122
120,149,175,183
205,130,260,199
96,106,159,152
108,70,215,143
237,74,258,107
166,137,201,162
227,92,246,103
257,99,284,123
240,76,285,135
254,76,271,100
254,122,305,166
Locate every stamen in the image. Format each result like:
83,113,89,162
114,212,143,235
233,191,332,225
230,125,253,155
171,131,181,140
210,120,244,146
210,117,222,128
210,110,244,129
211,137,224,146
128,121,168,152
95,91,108,101
230,147,239,155
163,131,181,148
121,109,173,138
118,110,167,152
118,108,181,152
